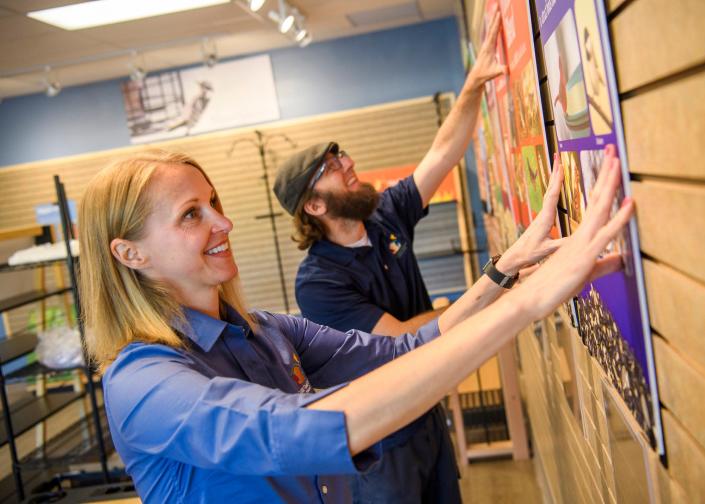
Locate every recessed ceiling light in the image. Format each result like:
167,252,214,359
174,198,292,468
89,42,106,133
27,0,231,31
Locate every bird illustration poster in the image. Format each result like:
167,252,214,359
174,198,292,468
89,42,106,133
121,54,280,144
536,0,663,453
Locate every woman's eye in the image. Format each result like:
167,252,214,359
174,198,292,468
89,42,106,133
184,208,199,220
210,197,218,208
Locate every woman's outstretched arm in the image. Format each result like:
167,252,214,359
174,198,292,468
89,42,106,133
309,146,633,455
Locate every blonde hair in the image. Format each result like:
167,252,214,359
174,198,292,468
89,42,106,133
79,150,256,372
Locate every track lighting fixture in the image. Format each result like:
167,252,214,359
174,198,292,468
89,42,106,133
129,64,147,84
129,52,147,85
294,27,307,43
262,1,309,44
298,33,312,48
248,0,266,12
277,0,294,33
202,38,218,68
43,66,62,97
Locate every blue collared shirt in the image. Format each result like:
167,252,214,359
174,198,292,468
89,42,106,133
295,175,433,333
102,305,440,503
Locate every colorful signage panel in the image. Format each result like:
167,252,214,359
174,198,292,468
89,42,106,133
357,165,458,204
536,0,663,453
472,0,556,252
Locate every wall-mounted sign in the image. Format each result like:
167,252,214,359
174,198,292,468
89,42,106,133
357,165,458,204
121,54,280,144
536,0,663,453
472,0,556,252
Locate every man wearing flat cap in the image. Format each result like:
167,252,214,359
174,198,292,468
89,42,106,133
273,12,506,504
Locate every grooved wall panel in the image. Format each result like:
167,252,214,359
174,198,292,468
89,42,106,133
630,181,705,284
605,0,627,13
642,259,705,368
623,72,705,180
492,0,705,499
661,410,705,503
0,96,457,314
653,336,705,451
611,0,705,92
655,461,688,504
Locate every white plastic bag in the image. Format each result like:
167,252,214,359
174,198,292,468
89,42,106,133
35,326,85,369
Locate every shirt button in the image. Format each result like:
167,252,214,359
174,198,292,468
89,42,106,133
321,485,328,495
383,264,389,270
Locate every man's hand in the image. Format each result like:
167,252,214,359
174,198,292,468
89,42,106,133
497,152,565,275
412,8,506,207
466,9,507,92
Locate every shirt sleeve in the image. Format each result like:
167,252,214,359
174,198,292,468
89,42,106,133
295,276,385,334
103,343,377,477
376,175,429,238
269,313,441,389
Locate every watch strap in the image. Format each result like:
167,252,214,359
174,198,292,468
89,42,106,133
483,255,519,289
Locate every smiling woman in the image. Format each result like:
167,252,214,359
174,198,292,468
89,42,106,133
78,150,255,368
77,146,633,502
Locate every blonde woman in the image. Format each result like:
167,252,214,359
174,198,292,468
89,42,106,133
79,146,631,503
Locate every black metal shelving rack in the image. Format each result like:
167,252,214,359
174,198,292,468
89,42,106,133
0,176,111,501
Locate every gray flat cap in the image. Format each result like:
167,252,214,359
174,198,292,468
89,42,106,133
274,141,338,215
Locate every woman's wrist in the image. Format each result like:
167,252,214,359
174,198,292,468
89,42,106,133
494,251,522,277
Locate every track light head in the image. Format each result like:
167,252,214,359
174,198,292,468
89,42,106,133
130,65,147,84
299,33,312,48
279,13,294,33
43,66,62,97
201,38,218,68
248,0,266,11
294,27,307,42
46,80,62,97
277,0,294,33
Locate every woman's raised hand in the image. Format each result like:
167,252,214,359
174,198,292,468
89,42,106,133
515,145,634,320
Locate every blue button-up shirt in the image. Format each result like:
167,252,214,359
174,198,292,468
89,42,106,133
295,176,433,334
102,305,440,503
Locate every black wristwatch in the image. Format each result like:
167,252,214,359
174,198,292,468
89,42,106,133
483,255,519,289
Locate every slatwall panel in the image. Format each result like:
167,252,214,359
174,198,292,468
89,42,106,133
0,95,464,315
612,0,705,499
465,0,705,501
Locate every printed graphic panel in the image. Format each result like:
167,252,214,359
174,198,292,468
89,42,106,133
536,0,663,453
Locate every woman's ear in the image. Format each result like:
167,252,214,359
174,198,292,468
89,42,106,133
303,197,326,217
110,238,148,270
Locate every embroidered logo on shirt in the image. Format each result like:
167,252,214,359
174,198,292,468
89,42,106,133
388,233,407,258
291,352,313,393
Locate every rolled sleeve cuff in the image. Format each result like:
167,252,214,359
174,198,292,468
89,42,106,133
415,317,441,344
273,384,381,475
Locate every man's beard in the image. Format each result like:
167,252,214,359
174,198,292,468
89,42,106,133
315,182,380,221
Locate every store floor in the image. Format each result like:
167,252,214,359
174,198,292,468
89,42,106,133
458,458,543,504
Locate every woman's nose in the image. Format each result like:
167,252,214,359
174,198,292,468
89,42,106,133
211,210,233,234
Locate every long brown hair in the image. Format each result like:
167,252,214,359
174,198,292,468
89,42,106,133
78,150,256,371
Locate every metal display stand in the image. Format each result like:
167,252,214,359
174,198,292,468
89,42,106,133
0,177,111,501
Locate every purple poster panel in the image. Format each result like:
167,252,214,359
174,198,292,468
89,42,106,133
536,0,663,453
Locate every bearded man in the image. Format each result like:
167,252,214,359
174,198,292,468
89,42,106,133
272,12,508,502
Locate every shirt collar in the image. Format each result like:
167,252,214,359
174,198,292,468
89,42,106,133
175,305,249,352
309,221,381,265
